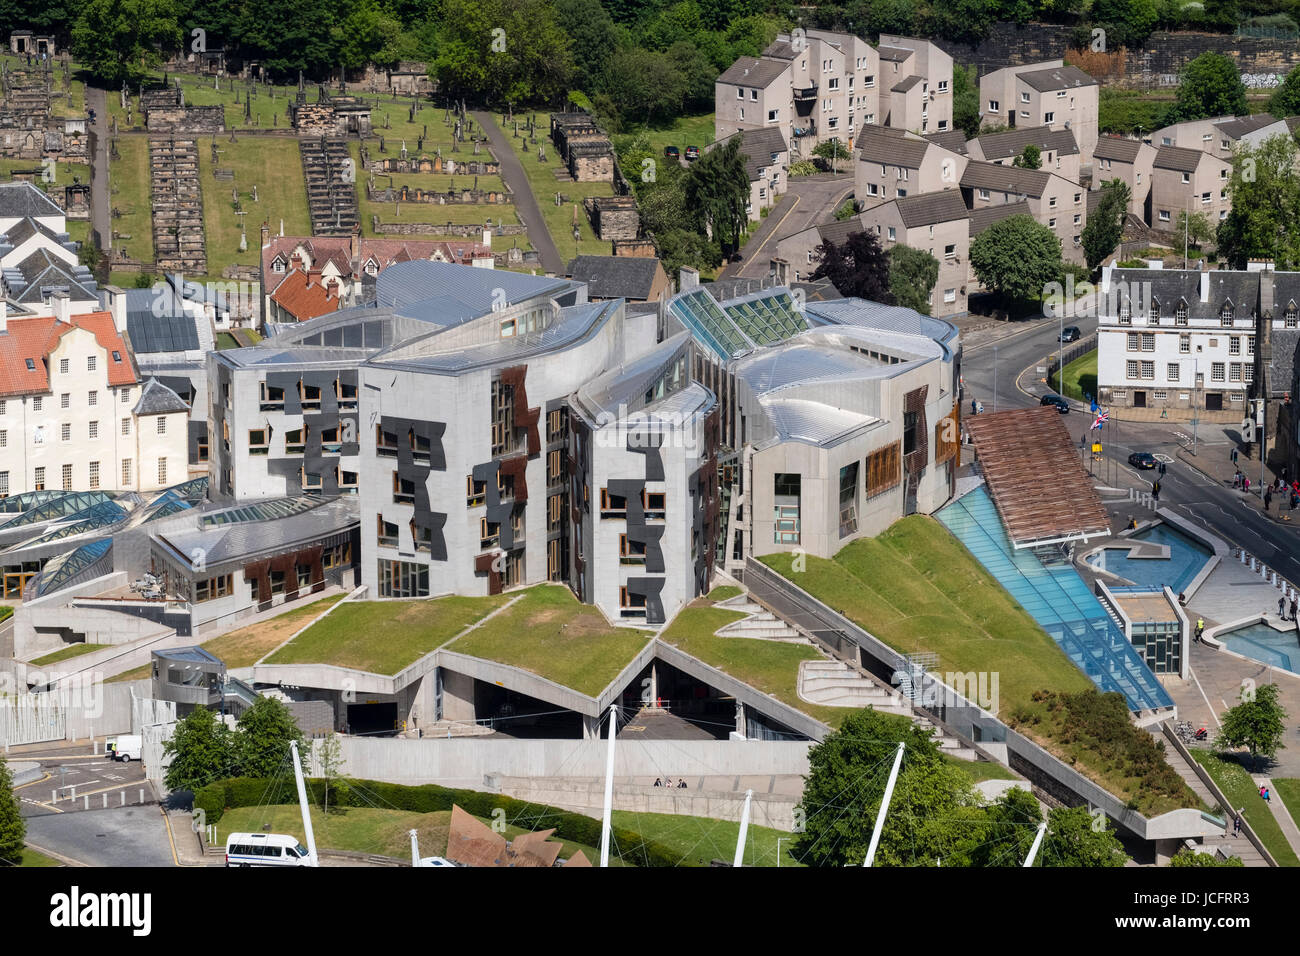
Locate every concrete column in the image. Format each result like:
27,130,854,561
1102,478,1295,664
735,701,745,736
649,663,658,708
582,714,601,739
440,668,475,723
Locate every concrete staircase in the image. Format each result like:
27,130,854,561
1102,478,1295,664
715,596,808,644
798,659,907,712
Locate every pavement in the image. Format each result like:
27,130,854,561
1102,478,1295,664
23,804,176,867
472,110,563,274
719,172,854,280
87,85,109,255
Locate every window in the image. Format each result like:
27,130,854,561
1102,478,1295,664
944,288,956,304
1141,333,1155,351
377,515,399,548
838,462,859,538
87,356,96,372
1181,172,1190,184
377,560,429,598
1229,336,1241,355
643,490,666,519
1021,91,1030,103
34,466,44,491
1285,303,1298,328
1159,210,1170,223
865,443,901,498
59,358,69,374
61,422,70,442
1118,301,1132,325
157,458,167,484
1150,299,1160,323
768,109,779,123
0,429,5,448
1220,303,1234,327
1211,362,1225,382
194,574,233,603
1245,364,1254,383
300,468,321,490
978,188,990,201
112,351,121,363
1229,363,1242,382
1049,217,1057,228
88,390,97,406
60,393,69,409
1246,336,1254,355
1154,390,1167,402
393,472,415,503
25,359,35,372
121,388,130,403
1167,363,1180,381
1176,302,1188,325
600,488,627,517
887,227,896,241
62,463,72,489
0,471,7,497
619,534,647,564
121,458,132,486
944,244,955,260
1126,332,1139,351
479,517,499,549
249,429,269,455
286,427,306,454
1140,361,1154,379
989,100,999,112
1126,360,1139,379
121,417,130,436
1045,111,1054,123
89,461,99,490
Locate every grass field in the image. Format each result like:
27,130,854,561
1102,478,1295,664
447,584,652,696
499,111,618,262
109,135,154,264
1193,752,1300,866
620,112,716,159
1051,349,1098,403
265,593,511,674
108,594,345,682
761,516,1095,719
659,603,847,728
20,846,61,867
30,643,110,667
215,804,616,864
609,809,800,867
200,136,312,275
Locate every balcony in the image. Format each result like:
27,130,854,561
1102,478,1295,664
793,86,818,102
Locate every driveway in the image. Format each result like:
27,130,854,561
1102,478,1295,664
721,172,854,280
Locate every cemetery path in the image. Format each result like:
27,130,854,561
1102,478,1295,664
88,85,110,253
473,110,563,274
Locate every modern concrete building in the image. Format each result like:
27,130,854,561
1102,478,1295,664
978,61,1098,165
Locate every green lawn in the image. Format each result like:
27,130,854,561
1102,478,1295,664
215,804,615,864
620,112,716,160
497,111,618,261
30,643,110,666
19,846,61,867
610,809,801,867
1193,752,1300,866
201,136,313,276
706,585,742,602
447,585,651,696
109,135,154,264
266,593,510,674
1051,349,1098,403
761,516,1095,719
948,755,1024,784
659,604,846,728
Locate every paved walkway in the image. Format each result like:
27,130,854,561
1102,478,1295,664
1254,777,1300,858
720,172,853,280
87,85,110,255
472,110,563,274
1153,734,1268,865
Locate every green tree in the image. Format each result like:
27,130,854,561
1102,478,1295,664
233,696,305,779
794,709,976,867
1169,848,1244,866
434,0,574,107
1175,210,1214,248
0,754,25,865
1216,683,1288,763
555,0,620,88
1269,65,1300,120
1040,805,1129,866
952,786,1042,867
813,137,852,173
656,227,720,275
598,47,688,124
684,138,751,256
1012,143,1042,169
163,706,234,792
888,244,939,314
970,214,1063,303
844,0,919,37
1081,178,1131,271
317,734,346,814
810,229,893,301
1166,52,1248,124
952,64,981,138
71,0,182,86
1217,135,1300,270
1091,0,1159,48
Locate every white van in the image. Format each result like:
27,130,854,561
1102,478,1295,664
106,735,142,762
225,832,312,867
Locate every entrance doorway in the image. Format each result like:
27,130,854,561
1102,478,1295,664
1206,393,1224,411
1133,391,1147,408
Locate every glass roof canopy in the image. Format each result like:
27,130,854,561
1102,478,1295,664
938,486,1173,713
669,287,808,362
5,500,128,552
33,539,112,598
0,491,114,529
0,490,70,514
200,496,323,527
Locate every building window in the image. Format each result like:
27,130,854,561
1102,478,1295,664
88,390,97,406
377,560,429,598
286,427,307,454
89,461,99,489
0,471,7,497
61,393,70,409
122,459,132,486
122,418,130,436
1211,362,1225,382
838,462,859,538
34,466,45,490
467,476,486,507
0,429,5,448
619,534,647,564
943,288,956,304
643,490,666,519
1119,301,1132,325
1229,364,1242,382
1154,390,1167,402
87,356,96,372
248,429,269,455
377,515,399,548
1168,363,1180,381
120,387,130,403
1141,333,1155,351
194,574,233,603
61,423,70,441
158,458,167,484
1140,361,1154,379
1176,302,1188,325
60,358,69,374
1286,303,1298,328
1178,334,1190,353
62,463,72,489
1159,210,1170,223
1229,336,1241,355
156,416,166,434
1127,332,1139,351
1220,303,1234,327
1126,360,1139,379
1150,299,1160,323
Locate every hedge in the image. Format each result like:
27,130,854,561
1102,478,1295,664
194,776,682,867
0,606,12,624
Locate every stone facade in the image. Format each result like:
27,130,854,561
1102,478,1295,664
144,104,225,134
290,94,373,138
584,195,640,241
368,182,512,205
551,112,615,183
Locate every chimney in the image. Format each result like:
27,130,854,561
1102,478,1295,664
103,285,127,333
679,266,700,293
260,222,270,247
350,224,361,265
52,290,71,325
1199,269,1209,303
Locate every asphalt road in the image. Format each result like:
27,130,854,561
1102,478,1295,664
721,172,855,280
23,805,176,867
960,313,1300,585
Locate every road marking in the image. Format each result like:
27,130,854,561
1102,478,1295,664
745,194,801,264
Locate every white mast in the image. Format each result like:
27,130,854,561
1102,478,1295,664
863,742,905,867
733,789,754,867
409,829,421,867
1023,821,1048,867
598,703,619,868
289,740,319,867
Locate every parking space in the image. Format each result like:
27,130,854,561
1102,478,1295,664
13,742,152,818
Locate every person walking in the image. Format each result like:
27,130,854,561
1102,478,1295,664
1232,448,1239,466
1234,809,1243,836
1152,480,1161,503
1234,471,1242,489
1195,617,1205,642
1244,476,1251,494
1265,489,1273,512
1291,596,1297,622
1279,596,1286,619
1159,461,1167,477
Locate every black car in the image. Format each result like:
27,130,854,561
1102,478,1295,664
1059,326,1081,343
664,146,680,160
1040,394,1070,413
685,145,701,161
1128,452,1157,470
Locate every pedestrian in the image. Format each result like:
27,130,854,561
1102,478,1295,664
1233,471,1242,489
1195,617,1205,642
1152,480,1161,502
1291,597,1297,621
971,398,977,415
1279,595,1286,618
1265,489,1273,512
1291,492,1298,511
1159,461,1166,477
1266,787,1271,803
1244,477,1251,494
976,400,984,414
1234,810,1243,836
1232,448,1239,465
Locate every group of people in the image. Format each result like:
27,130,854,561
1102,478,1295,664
1260,784,1272,804
653,777,689,789
1279,595,1299,622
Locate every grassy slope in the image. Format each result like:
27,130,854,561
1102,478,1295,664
448,585,651,696
266,593,510,674
29,643,111,666
1051,349,1098,402
110,135,154,264
610,809,801,867
1193,752,1300,866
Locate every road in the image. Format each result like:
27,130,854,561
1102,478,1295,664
720,172,854,280
87,85,110,256
473,110,563,274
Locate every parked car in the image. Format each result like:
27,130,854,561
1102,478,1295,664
685,145,701,161
664,146,680,160
1128,452,1157,470
1059,326,1081,343
1040,394,1070,414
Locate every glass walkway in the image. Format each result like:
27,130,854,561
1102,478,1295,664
938,486,1173,712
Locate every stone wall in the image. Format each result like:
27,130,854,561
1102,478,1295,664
145,104,225,133
367,182,513,205
370,216,526,238
585,195,639,240
612,238,657,257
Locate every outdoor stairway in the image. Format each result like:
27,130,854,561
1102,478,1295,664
149,137,206,274
715,597,808,644
798,659,909,712
300,137,359,236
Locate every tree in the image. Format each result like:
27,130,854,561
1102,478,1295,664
1216,135,1300,270
1216,683,1288,764
1012,144,1042,169
0,754,25,866
955,786,1042,867
1081,178,1131,271
233,696,305,779
555,0,620,89
1091,0,1159,49
813,137,852,174
888,244,939,314
317,734,346,814
1175,210,1214,249
163,706,233,793
598,47,687,125
1269,65,1300,120
1166,52,1248,124
952,64,981,138
810,229,893,301
71,0,182,86
970,214,1063,303
1169,848,1244,866
684,138,751,256
433,0,574,107
834,199,858,221
794,709,976,867
1040,805,1129,866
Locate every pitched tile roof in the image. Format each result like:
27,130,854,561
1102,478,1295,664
567,255,665,300
891,74,923,93
969,200,1031,235
1093,136,1143,163
924,130,969,154
717,57,790,88
0,181,63,220
1153,145,1204,173
260,235,491,288
857,124,929,167
973,125,1079,160
877,45,913,62
1215,113,1282,140
960,159,1052,197
269,268,341,321
893,191,969,228
716,126,789,180
0,310,136,398
1018,64,1097,92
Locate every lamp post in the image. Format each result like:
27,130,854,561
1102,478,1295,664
993,345,998,413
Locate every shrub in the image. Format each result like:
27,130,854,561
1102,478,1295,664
788,160,817,177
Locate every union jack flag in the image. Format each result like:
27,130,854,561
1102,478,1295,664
1091,409,1109,430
